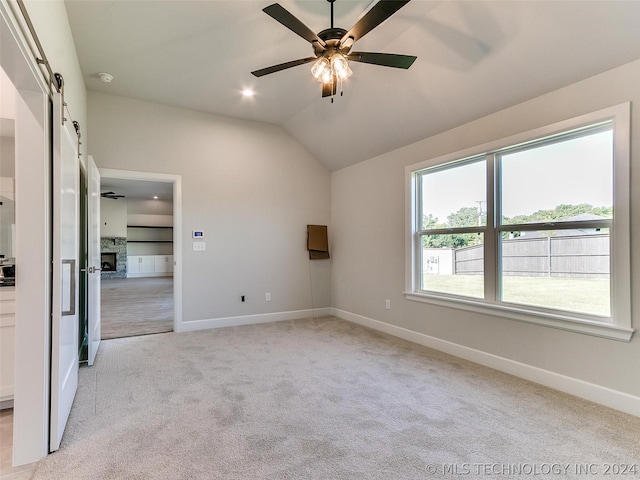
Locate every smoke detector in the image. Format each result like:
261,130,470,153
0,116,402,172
98,72,113,83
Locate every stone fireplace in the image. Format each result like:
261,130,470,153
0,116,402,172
100,252,117,271
100,237,127,279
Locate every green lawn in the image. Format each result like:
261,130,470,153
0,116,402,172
422,274,610,317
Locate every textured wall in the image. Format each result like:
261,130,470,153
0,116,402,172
88,92,332,324
331,60,640,397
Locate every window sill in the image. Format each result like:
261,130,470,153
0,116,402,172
404,291,634,342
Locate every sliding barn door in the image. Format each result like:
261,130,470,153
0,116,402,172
50,92,80,451
87,156,101,366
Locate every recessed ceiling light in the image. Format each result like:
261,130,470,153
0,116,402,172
242,89,255,97
153,196,158,200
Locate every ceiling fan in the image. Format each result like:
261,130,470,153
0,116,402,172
101,191,125,200
251,0,416,99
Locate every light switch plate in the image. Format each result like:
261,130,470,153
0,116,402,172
192,241,206,251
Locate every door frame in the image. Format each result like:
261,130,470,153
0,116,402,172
79,160,88,362
86,156,101,366
1,0,51,465
98,168,182,331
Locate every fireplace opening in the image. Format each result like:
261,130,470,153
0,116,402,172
101,252,117,272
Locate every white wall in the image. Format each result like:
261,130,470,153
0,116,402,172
126,198,174,255
331,59,640,399
127,198,172,216
88,92,332,324
100,198,127,237
0,135,15,177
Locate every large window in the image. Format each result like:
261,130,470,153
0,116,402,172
406,104,632,341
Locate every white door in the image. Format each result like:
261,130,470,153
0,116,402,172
87,156,101,366
50,93,80,452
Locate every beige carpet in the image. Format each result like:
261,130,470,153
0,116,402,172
101,277,173,339
34,317,640,479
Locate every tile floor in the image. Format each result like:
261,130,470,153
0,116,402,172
0,409,36,479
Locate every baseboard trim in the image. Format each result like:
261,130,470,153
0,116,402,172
126,272,173,278
332,308,640,418
177,307,333,333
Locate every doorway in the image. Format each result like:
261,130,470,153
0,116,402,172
98,169,182,339
1,7,51,466
79,164,88,361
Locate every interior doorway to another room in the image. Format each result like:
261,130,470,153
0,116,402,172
78,164,88,362
99,170,181,339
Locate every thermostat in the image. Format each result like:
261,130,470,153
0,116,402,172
192,230,204,238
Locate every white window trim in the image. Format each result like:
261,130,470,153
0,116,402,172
405,103,633,342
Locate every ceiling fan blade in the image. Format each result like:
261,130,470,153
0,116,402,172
347,52,417,69
263,3,326,49
340,0,411,46
100,191,115,196
251,57,317,77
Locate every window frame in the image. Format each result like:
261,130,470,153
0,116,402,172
405,103,633,341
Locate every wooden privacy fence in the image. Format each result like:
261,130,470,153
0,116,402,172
426,234,609,278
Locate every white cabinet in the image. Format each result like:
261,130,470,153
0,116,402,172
126,256,137,274
154,255,173,273
127,255,155,276
127,255,173,278
0,288,16,403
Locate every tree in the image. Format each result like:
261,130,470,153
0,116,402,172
421,203,611,250
503,203,611,225
422,207,484,248
447,206,485,228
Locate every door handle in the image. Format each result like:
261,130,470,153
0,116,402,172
81,266,102,274
61,259,76,316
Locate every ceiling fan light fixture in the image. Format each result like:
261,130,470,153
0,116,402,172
331,54,352,81
311,57,330,82
252,0,416,98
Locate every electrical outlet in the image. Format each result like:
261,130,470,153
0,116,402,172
385,299,391,310
266,292,271,301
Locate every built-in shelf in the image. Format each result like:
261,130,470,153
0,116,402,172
126,225,173,243
126,240,172,243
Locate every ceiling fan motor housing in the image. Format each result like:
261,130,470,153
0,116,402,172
314,28,351,58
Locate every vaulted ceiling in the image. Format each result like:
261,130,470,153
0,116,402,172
65,0,640,171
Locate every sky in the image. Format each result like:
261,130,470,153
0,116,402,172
421,129,613,224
